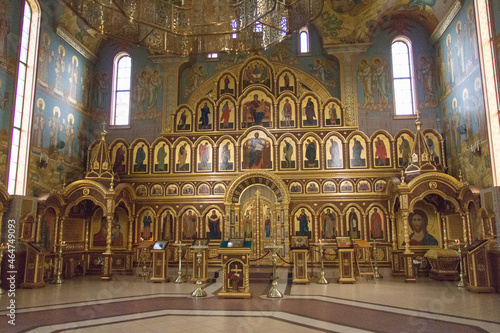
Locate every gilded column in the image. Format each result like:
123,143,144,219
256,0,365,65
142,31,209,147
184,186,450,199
442,216,448,249
362,213,368,240
84,218,90,251
461,212,469,244
390,213,397,250
402,212,412,255
53,215,60,253
36,215,42,242
127,215,134,251
339,214,345,236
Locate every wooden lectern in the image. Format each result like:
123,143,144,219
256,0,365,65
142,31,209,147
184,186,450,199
150,241,169,283
218,239,252,299
290,235,309,284
337,237,356,284
466,240,494,293
21,242,46,288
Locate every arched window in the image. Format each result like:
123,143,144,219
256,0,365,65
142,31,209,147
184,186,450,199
391,37,417,117
8,0,40,195
110,52,132,126
299,27,310,54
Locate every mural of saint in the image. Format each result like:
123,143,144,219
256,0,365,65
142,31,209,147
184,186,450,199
281,98,293,127
243,206,253,238
296,208,310,237
373,58,389,107
279,72,293,92
220,75,233,94
370,208,383,239
40,211,56,251
182,210,197,239
161,211,174,241
302,98,317,126
219,140,234,171
358,58,374,108
242,94,272,127
94,72,109,111
111,214,124,247
38,33,53,85
176,142,190,172
398,135,412,167
242,133,272,169
113,144,126,173
0,1,10,61
155,143,168,172
348,208,361,239
177,109,191,131
93,217,108,247
147,69,162,113
219,100,233,129
68,56,79,103
326,103,340,125
198,142,212,171
374,136,389,166
33,98,45,148
208,209,221,239
290,182,302,193
65,114,75,161
242,61,271,88
134,144,147,172
78,121,88,166
199,102,212,130
81,67,91,107
321,208,336,239
54,45,65,96
403,209,439,246
304,139,318,168
263,207,272,238
49,107,63,150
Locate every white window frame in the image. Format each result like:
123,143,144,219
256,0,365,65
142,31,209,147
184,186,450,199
110,52,132,127
8,0,40,195
391,36,417,118
298,27,311,56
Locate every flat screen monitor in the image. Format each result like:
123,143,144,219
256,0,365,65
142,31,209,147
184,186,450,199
153,240,169,250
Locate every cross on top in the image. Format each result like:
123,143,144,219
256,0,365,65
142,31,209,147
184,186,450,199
102,121,107,132
230,266,242,276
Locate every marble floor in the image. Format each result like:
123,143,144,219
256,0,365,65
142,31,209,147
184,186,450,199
0,267,499,333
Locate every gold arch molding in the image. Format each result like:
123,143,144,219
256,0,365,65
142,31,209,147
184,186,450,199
225,170,289,205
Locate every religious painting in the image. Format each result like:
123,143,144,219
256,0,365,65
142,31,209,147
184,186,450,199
218,139,235,171
206,209,222,240
396,134,414,168
68,56,79,104
91,209,107,248
289,182,302,194
214,183,226,195
323,181,336,193
136,184,148,197
181,209,198,240
397,206,441,249
54,45,65,97
279,138,296,169
166,184,178,196
324,100,342,126
218,99,235,130
219,73,235,96
241,204,255,239
49,106,62,150
278,70,294,93
132,143,148,173
241,60,272,90
241,91,273,128
320,208,338,239
423,131,441,166
197,100,213,131
111,208,129,248
261,203,273,238
294,208,312,238
372,135,391,167
153,142,169,172
151,184,163,196
340,180,353,193
301,95,318,127
303,137,319,169
198,183,210,196
368,207,385,240
278,95,296,128
325,136,343,169
176,107,192,132
159,210,175,241
241,130,273,170
32,98,45,148
138,210,155,242
346,207,361,239
111,143,127,173
197,140,213,172
40,209,56,251
290,235,309,249
374,179,386,192
357,180,371,193
336,236,353,249
182,184,194,195
175,141,191,172
349,135,367,168
306,181,319,193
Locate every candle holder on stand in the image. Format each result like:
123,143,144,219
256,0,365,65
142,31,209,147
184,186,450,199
173,242,188,283
264,242,283,298
0,243,7,294
314,240,328,284
52,241,67,284
371,239,383,279
455,239,466,288
190,242,209,297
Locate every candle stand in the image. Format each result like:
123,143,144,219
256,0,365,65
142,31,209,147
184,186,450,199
191,243,209,297
314,242,328,284
52,242,67,284
173,242,188,283
371,240,383,279
264,243,283,298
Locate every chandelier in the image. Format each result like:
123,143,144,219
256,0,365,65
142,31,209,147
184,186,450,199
62,0,324,56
